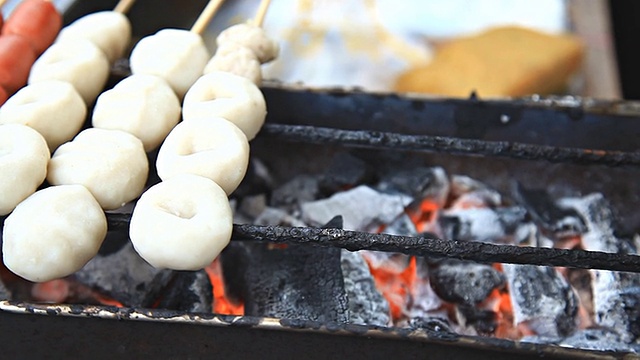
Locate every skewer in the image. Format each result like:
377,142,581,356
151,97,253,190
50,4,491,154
252,0,271,27
190,0,225,35
0,0,8,8
113,0,136,14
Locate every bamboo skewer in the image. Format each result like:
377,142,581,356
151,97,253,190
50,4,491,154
253,0,271,27
190,0,225,35
113,0,136,14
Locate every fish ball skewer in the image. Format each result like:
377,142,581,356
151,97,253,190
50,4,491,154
203,43,262,84
0,124,50,216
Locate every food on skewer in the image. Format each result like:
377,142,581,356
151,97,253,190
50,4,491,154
215,22,279,64
0,34,36,96
1,0,62,55
28,38,109,105
129,174,233,271
56,10,132,64
155,117,249,195
92,74,180,152
2,184,107,283
182,71,266,140
47,128,149,210
129,0,223,98
203,43,262,84
0,80,86,151
0,124,49,216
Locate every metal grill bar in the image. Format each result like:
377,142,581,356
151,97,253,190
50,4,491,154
105,214,640,273
259,124,640,167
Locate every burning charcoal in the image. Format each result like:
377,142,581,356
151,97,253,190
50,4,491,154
457,305,497,335
238,242,349,322
513,183,586,238
340,250,391,326
502,264,578,338
438,206,529,244
450,188,502,209
383,213,418,236
560,328,636,353
74,243,174,307
428,260,505,306
378,166,449,206
409,317,453,334
156,270,212,313
559,193,640,343
319,152,372,195
301,185,412,231
361,251,411,273
254,207,307,227
270,174,319,213
449,175,491,198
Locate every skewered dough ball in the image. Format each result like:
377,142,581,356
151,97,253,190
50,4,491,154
0,80,86,151
129,29,210,98
156,117,249,195
129,174,233,270
0,124,50,215
182,71,266,140
204,43,262,85
92,74,181,152
47,128,149,210
56,11,132,64
216,22,279,63
2,184,107,282
28,38,109,105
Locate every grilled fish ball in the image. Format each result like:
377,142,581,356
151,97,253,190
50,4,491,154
29,38,109,105
0,124,50,216
156,117,249,195
129,174,232,271
129,29,210,99
182,71,266,140
2,184,107,282
92,74,181,152
56,11,132,64
47,128,149,210
0,80,86,151
204,43,262,85
216,22,279,63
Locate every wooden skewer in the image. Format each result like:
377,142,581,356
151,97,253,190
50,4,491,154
252,0,271,27
0,0,8,8
113,0,136,14
190,0,225,35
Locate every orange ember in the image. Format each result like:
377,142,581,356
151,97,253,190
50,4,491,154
205,258,244,315
406,199,439,233
367,256,417,320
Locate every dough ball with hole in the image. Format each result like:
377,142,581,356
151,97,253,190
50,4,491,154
183,71,266,140
129,174,232,270
29,38,109,105
156,117,249,195
92,74,181,152
2,184,107,282
56,11,132,63
0,80,86,151
204,43,262,85
129,29,210,99
0,124,50,215
47,128,149,210
216,22,279,63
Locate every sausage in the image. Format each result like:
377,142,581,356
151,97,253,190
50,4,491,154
0,85,8,106
0,34,36,95
2,0,62,55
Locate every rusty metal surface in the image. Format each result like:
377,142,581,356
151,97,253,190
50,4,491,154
0,301,631,360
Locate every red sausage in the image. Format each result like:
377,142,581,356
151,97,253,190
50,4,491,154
0,85,8,106
0,34,37,95
2,0,62,55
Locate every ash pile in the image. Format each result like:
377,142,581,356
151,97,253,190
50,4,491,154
226,151,640,353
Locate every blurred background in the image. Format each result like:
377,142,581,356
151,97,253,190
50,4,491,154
6,0,639,100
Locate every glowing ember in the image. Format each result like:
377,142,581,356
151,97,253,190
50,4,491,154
205,257,244,315
366,256,417,320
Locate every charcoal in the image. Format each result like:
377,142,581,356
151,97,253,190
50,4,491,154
383,213,418,236
449,175,491,198
378,166,449,205
240,242,349,322
502,264,577,337
270,175,319,213
238,194,267,220
438,206,529,243
319,152,372,195
0,278,11,300
74,243,174,307
361,251,410,273
340,250,391,326
456,304,497,335
513,183,586,238
219,243,249,305
254,207,307,227
429,260,505,306
156,270,212,313
409,317,453,334
450,188,502,209
559,193,640,342
560,328,636,353
409,258,445,317
301,185,411,231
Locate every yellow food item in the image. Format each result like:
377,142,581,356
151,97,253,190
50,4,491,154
394,26,584,98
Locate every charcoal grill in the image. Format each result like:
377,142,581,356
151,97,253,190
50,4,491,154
2,1,640,358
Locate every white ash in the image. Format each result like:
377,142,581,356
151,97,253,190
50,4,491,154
254,207,307,228
439,206,528,243
238,194,268,219
361,251,411,274
449,175,494,199
270,175,319,213
450,188,502,209
377,167,449,206
340,250,391,327
301,185,412,231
